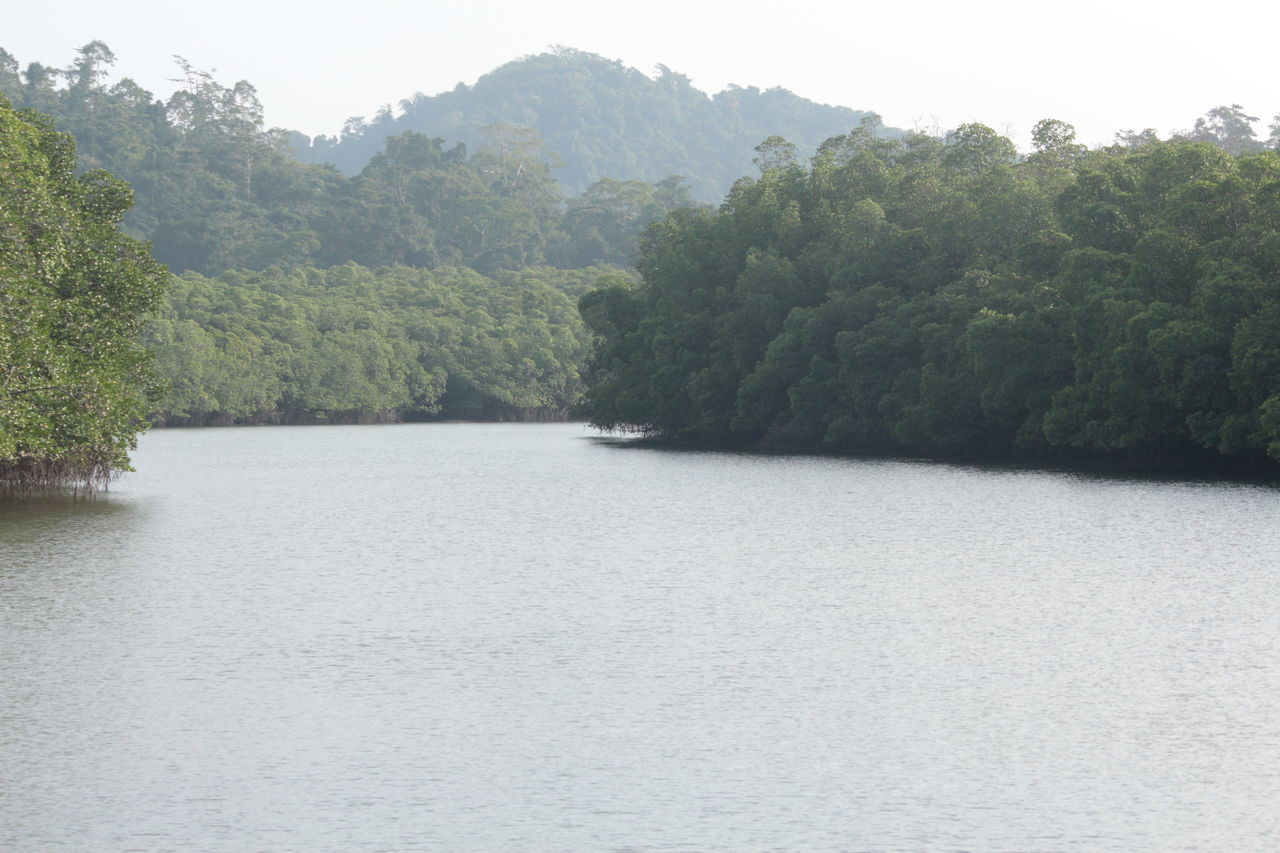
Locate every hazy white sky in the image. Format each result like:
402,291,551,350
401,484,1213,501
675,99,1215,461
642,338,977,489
7,0,1278,151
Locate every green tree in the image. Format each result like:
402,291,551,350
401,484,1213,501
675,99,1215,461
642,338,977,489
578,121,1280,470
1183,104,1262,155
1,96,167,493
557,176,698,267
942,123,1017,174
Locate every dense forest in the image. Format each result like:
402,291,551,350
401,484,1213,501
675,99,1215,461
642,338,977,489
148,264,624,425
0,43,675,427
579,119,1280,468
0,43,699,277
5,39,1280,474
290,47,884,201
0,93,167,492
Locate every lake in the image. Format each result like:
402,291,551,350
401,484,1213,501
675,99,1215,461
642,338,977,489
2,422,1278,851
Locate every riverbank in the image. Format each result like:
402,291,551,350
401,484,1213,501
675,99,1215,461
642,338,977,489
153,405,576,428
605,430,1280,483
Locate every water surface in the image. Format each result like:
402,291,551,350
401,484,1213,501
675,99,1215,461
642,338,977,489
2,423,1278,851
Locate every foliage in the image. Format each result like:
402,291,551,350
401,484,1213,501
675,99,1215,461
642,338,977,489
580,123,1280,469
9,42,1280,472
0,92,167,493
0,44,700,276
145,264,611,424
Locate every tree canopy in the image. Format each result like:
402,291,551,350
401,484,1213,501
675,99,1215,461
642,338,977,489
0,92,167,493
580,122,1280,470
7,41,1280,475
145,263,614,425
0,44,701,276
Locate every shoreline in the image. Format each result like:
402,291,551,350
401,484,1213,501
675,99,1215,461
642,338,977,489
598,431,1280,484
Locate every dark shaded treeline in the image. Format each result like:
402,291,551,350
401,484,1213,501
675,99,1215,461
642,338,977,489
0,43,699,277
580,120,1280,469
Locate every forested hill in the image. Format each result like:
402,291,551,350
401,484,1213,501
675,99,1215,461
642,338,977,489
290,48,886,201
0,43,701,277
0,43,656,426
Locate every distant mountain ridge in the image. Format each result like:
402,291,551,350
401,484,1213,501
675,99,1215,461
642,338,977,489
290,48,894,201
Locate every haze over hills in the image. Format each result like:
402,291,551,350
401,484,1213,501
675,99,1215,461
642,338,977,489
0,42,898,276
289,48,893,201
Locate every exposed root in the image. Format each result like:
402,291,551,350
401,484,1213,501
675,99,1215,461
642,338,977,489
0,455,120,498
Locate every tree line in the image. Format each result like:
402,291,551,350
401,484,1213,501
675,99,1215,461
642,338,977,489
6,39,1280,490
0,43,700,277
0,79,615,495
0,42,679,434
147,264,623,425
579,119,1280,468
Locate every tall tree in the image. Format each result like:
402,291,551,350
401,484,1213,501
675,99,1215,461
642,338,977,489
1183,104,1262,155
0,96,167,493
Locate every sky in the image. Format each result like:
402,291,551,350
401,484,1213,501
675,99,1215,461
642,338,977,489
6,0,1279,152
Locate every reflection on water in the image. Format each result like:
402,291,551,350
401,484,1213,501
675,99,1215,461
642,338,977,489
0,492,133,533
2,423,1278,852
